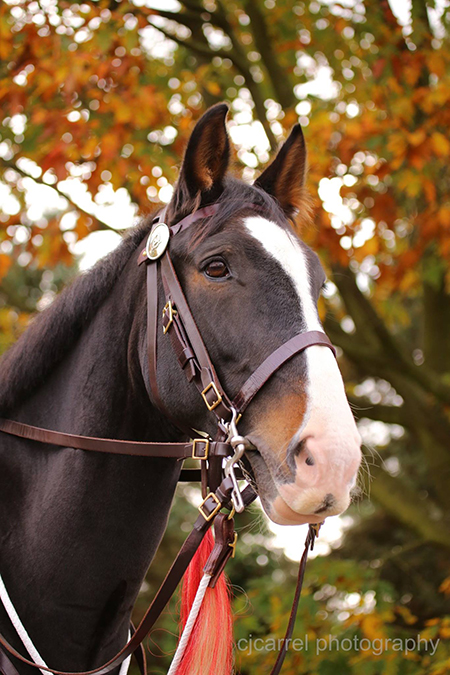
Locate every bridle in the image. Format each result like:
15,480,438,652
0,202,336,675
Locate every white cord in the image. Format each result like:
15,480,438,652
0,573,50,675
167,573,212,675
0,573,131,675
118,639,132,675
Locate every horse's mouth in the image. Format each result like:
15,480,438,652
243,444,324,526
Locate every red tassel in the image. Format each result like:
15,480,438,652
176,529,233,675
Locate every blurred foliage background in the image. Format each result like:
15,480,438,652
1,0,450,673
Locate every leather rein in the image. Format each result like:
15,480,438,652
0,203,336,675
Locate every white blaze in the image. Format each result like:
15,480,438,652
244,216,361,510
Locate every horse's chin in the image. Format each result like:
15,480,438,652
268,497,325,526
244,449,325,527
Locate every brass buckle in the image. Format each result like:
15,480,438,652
201,382,223,411
229,532,238,558
198,492,222,521
192,438,210,461
162,300,177,334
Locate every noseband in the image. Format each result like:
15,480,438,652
0,203,336,675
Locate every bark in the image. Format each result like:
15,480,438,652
330,267,450,407
423,272,450,374
411,0,433,48
325,305,450,512
367,463,450,549
151,4,278,150
243,0,296,109
214,1,277,150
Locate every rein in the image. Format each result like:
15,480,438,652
0,203,335,675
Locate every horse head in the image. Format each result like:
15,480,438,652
142,104,362,526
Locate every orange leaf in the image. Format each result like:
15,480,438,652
431,132,450,157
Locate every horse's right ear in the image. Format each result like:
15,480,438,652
168,104,230,219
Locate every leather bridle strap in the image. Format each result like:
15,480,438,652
146,253,166,417
144,206,337,427
0,419,231,460
160,251,233,422
233,330,336,415
268,525,317,675
146,252,199,438
169,203,221,237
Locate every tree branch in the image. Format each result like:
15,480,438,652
423,267,450,374
149,22,230,59
347,395,409,427
324,320,392,373
411,0,433,48
178,0,205,12
243,0,296,109
332,265,405,357
367,463,450,549
330,267,450,407
150,11,278,152
213,1,278,151
152,9,204,26
1,160,121,235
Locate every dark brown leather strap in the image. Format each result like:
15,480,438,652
268,525,317,675
233,331,336,415
146,257,165,414
145,249,198,438
204,514,237,587
0,419,232,460
160,252,233,422
169,203,221,237
162,305,198,383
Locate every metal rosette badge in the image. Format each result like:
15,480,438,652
146,222,170,260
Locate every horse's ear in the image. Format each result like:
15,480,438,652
254,124,309,220
169,103,230,218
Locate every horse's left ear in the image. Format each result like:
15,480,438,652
254,124,309,220
169,103,230,220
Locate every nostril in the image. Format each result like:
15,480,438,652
293,437,315,466
294,438,307,456
314,493,335,514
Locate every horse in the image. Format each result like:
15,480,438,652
0,104,361,675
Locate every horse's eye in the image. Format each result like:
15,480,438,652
204,259,230,279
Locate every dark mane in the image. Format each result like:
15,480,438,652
0,218,153,415
0,178,286,415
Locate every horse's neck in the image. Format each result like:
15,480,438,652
0,267,182,671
